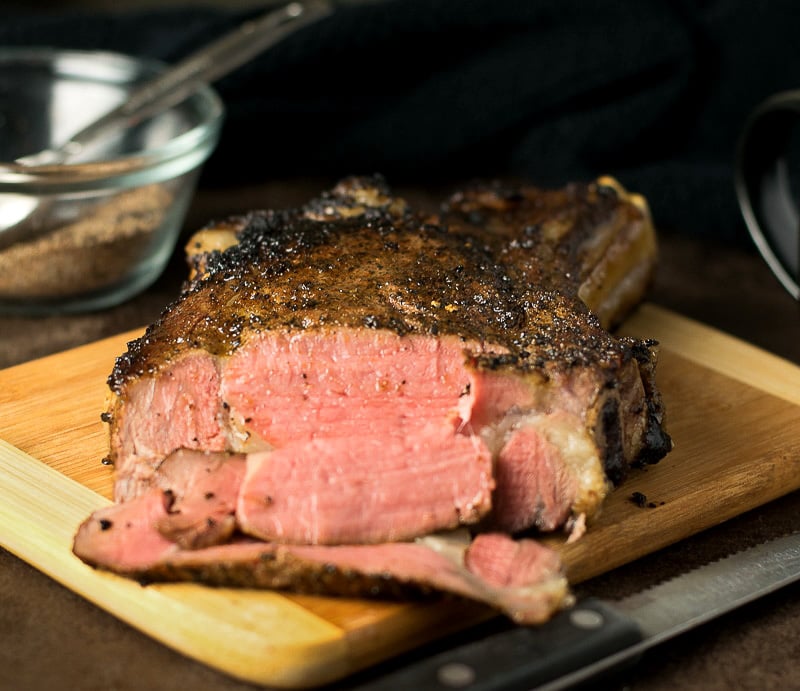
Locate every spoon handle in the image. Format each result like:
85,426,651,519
19,0,333,167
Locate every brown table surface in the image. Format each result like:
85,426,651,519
2,180,799,691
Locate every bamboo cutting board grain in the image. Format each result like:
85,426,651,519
1,303,800,687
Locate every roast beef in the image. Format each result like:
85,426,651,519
74,449,569,624
107,176,668,508
73,175,671,622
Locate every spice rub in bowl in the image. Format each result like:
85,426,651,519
0,48,223,314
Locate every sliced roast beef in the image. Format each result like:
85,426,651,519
237,431,493,545
73,465,569,625
153,449,245,549
79,176,672,622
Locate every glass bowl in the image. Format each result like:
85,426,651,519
0,48,224,315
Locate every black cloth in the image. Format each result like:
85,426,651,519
2,0,798,244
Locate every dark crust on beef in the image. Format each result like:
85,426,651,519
441,177,658,331
441,179,629,290
109,177,647,395
128,543,437,600
628,338,672,466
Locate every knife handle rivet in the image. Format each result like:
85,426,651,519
570,608,605,630
436,662,477,688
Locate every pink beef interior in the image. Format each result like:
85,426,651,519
226,330,496,543
154,450,246,550
112,328,596,543
75,489,177,572
238,431,492,544
73,458,569,625
114,331,503,540
221,330,481,446
491,424,576,533
111,356,227,498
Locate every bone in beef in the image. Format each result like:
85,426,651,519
77,176,671,621
439,176,658,331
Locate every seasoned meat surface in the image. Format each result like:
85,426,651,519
440,176,657,329
112,177,651,387
79,176,671,623
74,450,569,624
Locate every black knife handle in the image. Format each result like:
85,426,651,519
355,599,644,691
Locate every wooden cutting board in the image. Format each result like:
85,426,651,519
1,304,799,688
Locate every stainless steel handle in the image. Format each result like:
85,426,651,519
19,0,333,167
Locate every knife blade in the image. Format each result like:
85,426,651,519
351,531,800,690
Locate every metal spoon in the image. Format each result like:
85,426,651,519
0,0,333,250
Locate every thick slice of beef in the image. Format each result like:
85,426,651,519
486,411,606,533
75,531,568,625
74,446,568,623
238,431,493,545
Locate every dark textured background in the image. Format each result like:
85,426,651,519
2,0,798,245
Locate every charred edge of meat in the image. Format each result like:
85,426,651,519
126,546,439,600
468,292,631,375
594,394,624,485
110,239,595,393
441,178,622,268
109,175,659,394
628,338,673,466
302,173,409,220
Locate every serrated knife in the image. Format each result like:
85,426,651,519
351,531,800,690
